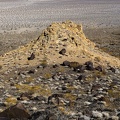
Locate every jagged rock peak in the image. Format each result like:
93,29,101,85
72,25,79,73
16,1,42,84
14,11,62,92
31,20,95,49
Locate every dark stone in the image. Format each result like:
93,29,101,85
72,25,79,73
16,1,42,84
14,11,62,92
32,96,46,101
77,75,85,80
20,92,32,100
53,64,59,68
85,61,94,70
62,86,67,90
74,65,85,73
27,70,35,74
95,65,103,72
62,61,70,66
48,94,63,105
10,82,15,86
117,113,120,118
109,66,116,73
30,111,48,120
98,97,105,101
59,48,66,55
28,53,35,60
45,114,57,120
0,103,30,119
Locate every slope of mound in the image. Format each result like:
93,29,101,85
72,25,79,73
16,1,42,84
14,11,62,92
0,21,120,72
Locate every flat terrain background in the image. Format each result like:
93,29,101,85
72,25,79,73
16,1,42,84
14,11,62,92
0,0,120,57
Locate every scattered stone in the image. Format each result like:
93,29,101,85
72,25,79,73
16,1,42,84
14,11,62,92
74,65,85,73
92,110,103,119
28,53,35,60
102,112,110,119
80,115,90,120
95,65,103,72
59,48,66,55
111,116,119,120
85,61,94,70
53,64,59,68
77,75,86,81
31,95,46,102
30,111,47,120
62,61,70,66
31,107,38,111
48,94,63,105
109,66,116,73
19,92,32,100
45,114,57,120
27,69,35,74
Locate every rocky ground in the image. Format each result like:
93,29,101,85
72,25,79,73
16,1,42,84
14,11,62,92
0,21,120,120
0,60,120,120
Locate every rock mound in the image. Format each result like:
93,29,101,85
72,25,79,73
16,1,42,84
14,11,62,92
0,21,120,72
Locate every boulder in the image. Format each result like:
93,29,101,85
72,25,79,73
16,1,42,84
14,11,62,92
0,103,30,119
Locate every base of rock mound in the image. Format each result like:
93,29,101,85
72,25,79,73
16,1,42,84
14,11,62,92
0,21,120,73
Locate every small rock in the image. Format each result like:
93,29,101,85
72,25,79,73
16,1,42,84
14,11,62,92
92,110,103,119
53,64,59,68
19,92,31,100
77,75,85,80
31,107,37,111
28,53,35,60
27,70,35,74
95,65,103,72
62,61,70,66
30,111,47,120
115,69,120,74
84,101,91,105
102,112,109,119
80,115,90,120
48,94,63,105
85,61,94,70
109,66,116,73
32,95,46,102
45,114,57,120
59,48,66,55
111,116,119,120
74,65,85,73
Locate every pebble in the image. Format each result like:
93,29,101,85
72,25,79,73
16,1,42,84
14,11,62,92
31,107,37,111
82,115,90,120
111,116,119,120
84,101,91,105
102,112,110,119
92,110,103,119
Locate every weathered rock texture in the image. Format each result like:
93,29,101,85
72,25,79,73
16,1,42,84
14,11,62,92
0,21,120,73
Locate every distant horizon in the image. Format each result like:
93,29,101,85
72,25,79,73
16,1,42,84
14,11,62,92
0,0,120,33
